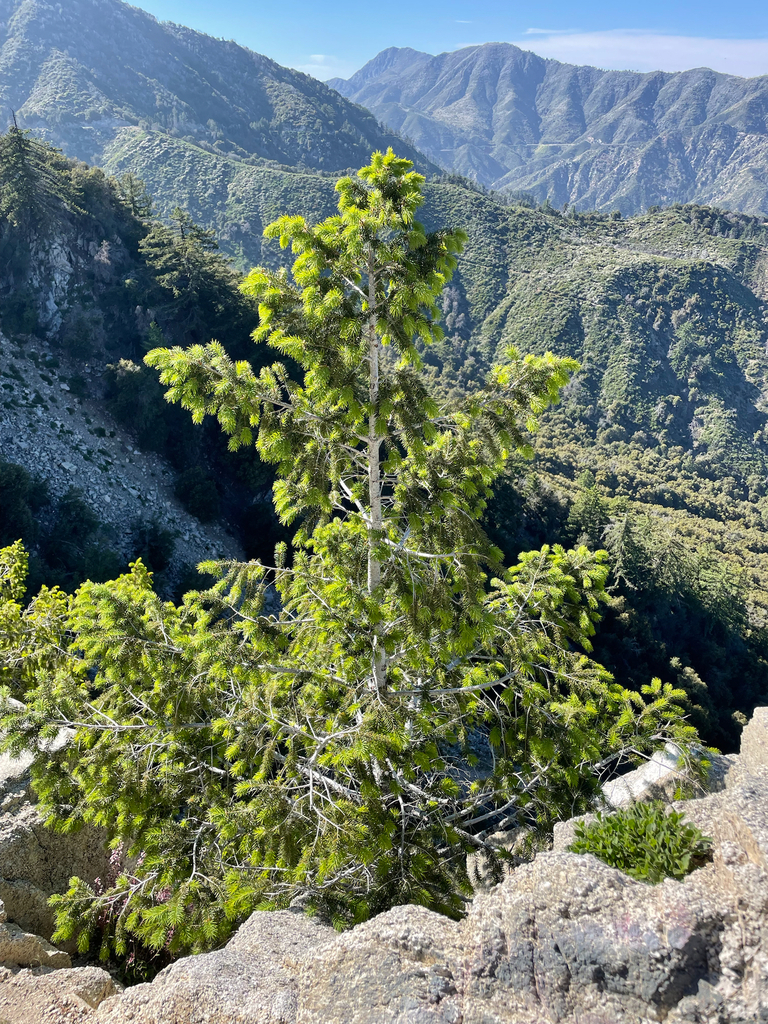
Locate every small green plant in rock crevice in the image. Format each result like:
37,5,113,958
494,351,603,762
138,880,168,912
568,801,712,884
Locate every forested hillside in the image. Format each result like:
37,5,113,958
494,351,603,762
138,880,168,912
0,127,285,595
442,199,768,749
4,123,768,749
329,43,768,214
0,0,436,174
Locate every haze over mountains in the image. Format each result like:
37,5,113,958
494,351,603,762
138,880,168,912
329,44,768,215
5,0,768,217
0,0,435,173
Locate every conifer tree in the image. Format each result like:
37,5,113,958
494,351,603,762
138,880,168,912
112,171,153,219
0,151,698,958
0,125,78,227
140,208,249,343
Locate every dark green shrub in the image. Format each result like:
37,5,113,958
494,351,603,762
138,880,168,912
0,461,48,546
0,287,40,336
130,517,175,573
40,488,121,589
62,312,96,358
174,466,220,522
568,801,712,883
67,375,87,399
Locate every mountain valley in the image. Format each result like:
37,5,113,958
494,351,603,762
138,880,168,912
3,120,768,746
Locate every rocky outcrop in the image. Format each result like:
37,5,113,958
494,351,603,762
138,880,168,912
94,829,767,1023
89,709,768,1024
0,895,70,970
0,747,110,941
0,754,120,1020
734,707,768,783
597,743,735,809
0,965,119,1023
0,712,760,1021
97,912,336,1024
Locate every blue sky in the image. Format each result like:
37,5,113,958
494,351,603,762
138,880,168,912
133,0,768,80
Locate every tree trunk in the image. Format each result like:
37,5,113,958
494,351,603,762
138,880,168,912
367,250,387,694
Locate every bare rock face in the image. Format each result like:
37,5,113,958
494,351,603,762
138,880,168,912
0,965,119,1023
0,916,71,970
96,912,335,1024
601,742,685,807
551,812,595,852
298,905,464,1024
0,898,121,1022
0,802,109,941
601,743,737,809
93,708,768,1024
735,706,768,783
0,749,110,941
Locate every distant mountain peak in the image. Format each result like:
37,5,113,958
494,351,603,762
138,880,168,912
329,42,768,215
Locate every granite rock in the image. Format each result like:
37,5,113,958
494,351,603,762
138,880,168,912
0,964,119,1023
0,748,110,940
96,911,335,1024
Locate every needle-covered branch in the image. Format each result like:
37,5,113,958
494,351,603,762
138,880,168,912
0,149,703,959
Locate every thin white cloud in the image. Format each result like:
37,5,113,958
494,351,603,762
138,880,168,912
524,28,579,35
509,30,768,78
293,54,356,80
455,20,473,24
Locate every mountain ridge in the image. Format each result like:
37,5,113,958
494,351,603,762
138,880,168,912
0,0,439,174
328,43,768,214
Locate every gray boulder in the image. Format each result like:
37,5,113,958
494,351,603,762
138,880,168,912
730,706,768,785
0,964,119,1023
0,918,71,971
551,811,596,852
298,905,464,1024
0,747,110,939
97,911,335,1023
95,812,768,1023
601,743,737,808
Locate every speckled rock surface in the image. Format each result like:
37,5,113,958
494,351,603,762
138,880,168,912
0,747,110,940
93,826,768,1023
0,964,119,1023
0,919,71,970
96,911,336,1024
298,905,465,1024
738,707,768,782
551,811,596,852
